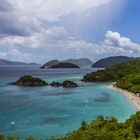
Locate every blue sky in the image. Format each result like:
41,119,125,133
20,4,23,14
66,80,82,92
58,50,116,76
0,0,140,64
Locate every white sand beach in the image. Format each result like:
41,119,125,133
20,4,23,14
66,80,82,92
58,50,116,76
108,85,140,111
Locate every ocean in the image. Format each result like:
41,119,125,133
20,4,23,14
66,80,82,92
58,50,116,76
0,65,137,139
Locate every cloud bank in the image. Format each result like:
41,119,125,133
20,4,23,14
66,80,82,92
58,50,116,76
0,0,139,63
0,28,139,63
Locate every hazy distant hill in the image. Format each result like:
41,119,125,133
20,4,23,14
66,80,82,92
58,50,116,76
0,59,38,65
51,63,80,68
92,56,135,68
62,58,93,67
41,58,93,68
41,59,60,68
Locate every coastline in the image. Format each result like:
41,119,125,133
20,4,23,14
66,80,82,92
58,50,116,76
108,85,140,111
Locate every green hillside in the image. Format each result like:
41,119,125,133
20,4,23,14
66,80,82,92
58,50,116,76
83,58,140,93
83,58,140,81
92,56,135,68
117,73,140,93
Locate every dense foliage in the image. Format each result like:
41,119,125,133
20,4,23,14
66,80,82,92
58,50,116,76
83,58,140,93
10,75,47,86
62,80,77,87
83,59,140,82
55,111,140,140
50,80,77,88
1,112,140,140
117,73,140,93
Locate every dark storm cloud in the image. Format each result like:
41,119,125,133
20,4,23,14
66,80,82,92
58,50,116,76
0,0,40,37
0,0,14,12
0,14,31,36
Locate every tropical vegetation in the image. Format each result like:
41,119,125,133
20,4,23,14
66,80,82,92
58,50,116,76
1,111,140,140
9,75,47,86
9,76,78,88
50,80,77,88
117,73,140,93
83,58,140,93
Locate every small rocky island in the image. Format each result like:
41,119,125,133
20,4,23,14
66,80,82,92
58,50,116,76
50,80,78,88
9,75,77,88
9,75,47,86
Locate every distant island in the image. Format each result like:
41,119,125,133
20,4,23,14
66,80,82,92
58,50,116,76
40,59,60,68
41,56,136,69
0,59,38,65
41,58,93,68
51,62,80,68
62,58,93,67
92,56,135,68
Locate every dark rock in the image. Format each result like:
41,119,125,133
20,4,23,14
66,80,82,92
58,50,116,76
9,75,47,86
40,65,45,69
50,80,78,88
50,81,62,86
62,80,77,88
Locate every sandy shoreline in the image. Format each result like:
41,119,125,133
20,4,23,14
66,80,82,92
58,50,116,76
108,85,140,111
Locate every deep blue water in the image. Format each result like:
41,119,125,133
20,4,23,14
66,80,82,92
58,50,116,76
0,65,137,139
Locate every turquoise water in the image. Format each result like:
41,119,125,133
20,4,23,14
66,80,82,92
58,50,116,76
0,66,137,139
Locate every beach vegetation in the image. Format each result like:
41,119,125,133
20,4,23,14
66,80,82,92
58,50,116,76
117,73,140,93
1,112,140,139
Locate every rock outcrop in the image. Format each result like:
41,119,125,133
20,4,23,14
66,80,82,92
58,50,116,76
9,75,47,86
50,80,77,88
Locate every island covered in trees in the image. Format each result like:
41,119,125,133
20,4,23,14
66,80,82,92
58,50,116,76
9,75,78,88
83,58,140,93
9,75,47,86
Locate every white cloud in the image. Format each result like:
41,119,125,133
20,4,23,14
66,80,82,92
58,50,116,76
0,26,68,49
0,29,140,63
104,31,140,52
11,0,112,21
0,49,29,61
0,48,47,63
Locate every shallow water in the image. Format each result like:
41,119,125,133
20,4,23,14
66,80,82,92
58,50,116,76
0,66,137,139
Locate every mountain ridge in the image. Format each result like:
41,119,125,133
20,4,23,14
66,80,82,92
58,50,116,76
41,58,93,68
92,56,135,68
0,59,38,65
